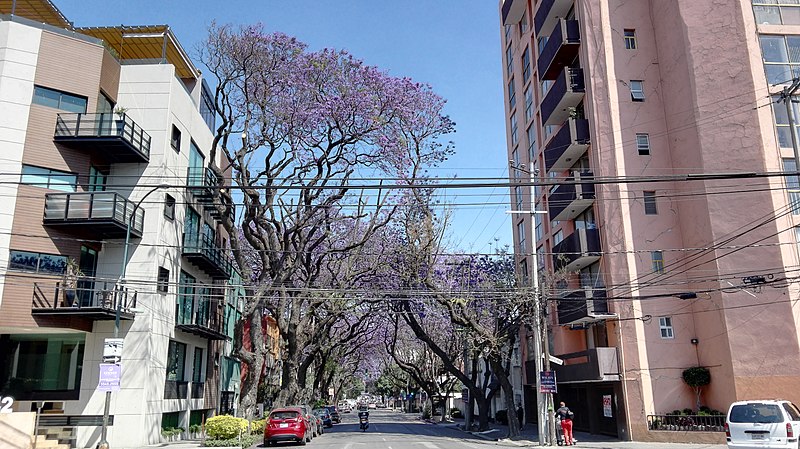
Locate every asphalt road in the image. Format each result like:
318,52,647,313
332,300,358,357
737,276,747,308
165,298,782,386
260,409,726,449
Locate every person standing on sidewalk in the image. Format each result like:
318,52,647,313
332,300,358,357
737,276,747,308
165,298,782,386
555,402,574,446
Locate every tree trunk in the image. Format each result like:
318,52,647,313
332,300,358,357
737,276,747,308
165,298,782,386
491,358,520,438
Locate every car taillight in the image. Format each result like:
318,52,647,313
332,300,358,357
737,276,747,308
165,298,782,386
788,422,794,438
725,423,730,438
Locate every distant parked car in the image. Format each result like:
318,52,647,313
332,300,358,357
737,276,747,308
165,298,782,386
368,403,377,409
726,400,800,449
313,408,333,428
287,405,319,438
264,407,311,446
326,405,341,423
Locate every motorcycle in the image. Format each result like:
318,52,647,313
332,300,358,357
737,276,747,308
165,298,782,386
358,411,369,431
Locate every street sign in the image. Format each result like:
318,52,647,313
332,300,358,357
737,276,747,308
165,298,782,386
461,388,469,402
98,364,122,392
539,371,557,394
103,338,123,364
603,395,613,417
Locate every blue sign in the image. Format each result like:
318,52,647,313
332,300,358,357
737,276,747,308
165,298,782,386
539,371,557,394
98,364,122,392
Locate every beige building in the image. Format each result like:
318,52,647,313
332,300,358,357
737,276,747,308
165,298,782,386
501,0,800,442
0,1,241,447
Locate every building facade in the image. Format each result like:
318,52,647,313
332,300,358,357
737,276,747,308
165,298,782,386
0,1,240,447
500,0,800,442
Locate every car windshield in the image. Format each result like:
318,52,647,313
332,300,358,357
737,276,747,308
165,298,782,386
730,404,784,423
270,411,299,420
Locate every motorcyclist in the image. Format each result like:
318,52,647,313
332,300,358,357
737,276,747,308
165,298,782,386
358,406,370,431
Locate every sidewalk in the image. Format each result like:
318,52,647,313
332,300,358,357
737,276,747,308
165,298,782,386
443,419,726,449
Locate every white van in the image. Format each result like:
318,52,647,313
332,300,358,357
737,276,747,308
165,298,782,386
726,400,800,448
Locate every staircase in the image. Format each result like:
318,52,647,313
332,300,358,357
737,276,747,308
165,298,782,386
0,412,34,449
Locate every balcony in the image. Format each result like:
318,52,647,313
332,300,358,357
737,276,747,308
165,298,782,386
176,293,228,341
188,167,234,221
164,380,188,400
43,192,144,239
502,0,526,26
538,19,581,80
553,347,620,383
54,113,150,163
543,118,590,173
182,233,233,280
552,228,601,272
541,68,585,126
31,280,137,321
534,0,575,38
548,171,595,221
557,287,615,326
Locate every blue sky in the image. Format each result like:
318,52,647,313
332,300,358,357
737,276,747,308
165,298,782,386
58,0,513,253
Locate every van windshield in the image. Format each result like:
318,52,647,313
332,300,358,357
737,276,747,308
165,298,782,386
730,404,784,423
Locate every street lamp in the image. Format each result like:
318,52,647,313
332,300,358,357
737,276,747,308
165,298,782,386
506,209,552,445
98,183,170,449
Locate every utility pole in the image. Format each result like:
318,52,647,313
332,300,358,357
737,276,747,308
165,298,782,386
781,78,800,173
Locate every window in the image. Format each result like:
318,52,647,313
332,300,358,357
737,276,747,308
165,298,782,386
534,208,543,242
784,158,800,214
575,208,596,230
508,78,517,110
193,347,204,383
541,79,553,97
511,114,519,146
644,191,658,215
0,334,85,400
532,160,541,198
97,92,114,115
171,125,182,152
9,250,67,274
522,47,531,83
624,29,637,49
200,80,217,131
519,259,529,284
505,25,512,44
553,230,564,246
157,267,170,294
21,165,76,192
506,44,514,75
659,316,674,339
795,227,800,257
515,185,523,210
164,194,176,220
630,80,645,101
517,221,527,252
651,251,665,273
636,133,651,155
527,126,537,160
524,87,533,122
544,124,557,140
759,35,800,85
754,2,800,26
580,262,604,289
88,166,107,191
774,97,800,148
166,340,187,381
32,86,87,113
537,36,548,55
520,11,529,34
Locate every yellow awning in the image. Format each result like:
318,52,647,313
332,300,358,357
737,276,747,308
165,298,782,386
0,0,71,28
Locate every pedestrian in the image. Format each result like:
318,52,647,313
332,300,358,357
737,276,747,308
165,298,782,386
555,401,574,446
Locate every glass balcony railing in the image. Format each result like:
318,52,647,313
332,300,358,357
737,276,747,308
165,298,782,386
182,233,233,280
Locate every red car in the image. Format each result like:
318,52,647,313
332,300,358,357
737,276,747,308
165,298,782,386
264,407,311,446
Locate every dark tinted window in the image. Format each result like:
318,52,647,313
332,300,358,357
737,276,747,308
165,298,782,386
730,403,784,423
33,86,87,113
271,411,299,420
783,403,800,421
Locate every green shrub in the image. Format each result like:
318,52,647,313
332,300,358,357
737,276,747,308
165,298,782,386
668,410,682,416
250,419,266,435
188,424,202,433
682,408,694,415
422,405,432,420
205,415,249,440
451,408,463,419
203,435,258,448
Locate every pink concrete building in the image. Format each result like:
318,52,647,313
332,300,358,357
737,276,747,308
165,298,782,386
500,0,800,442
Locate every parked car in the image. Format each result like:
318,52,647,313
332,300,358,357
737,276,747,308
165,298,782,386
726,400,800,448
264,407,311,446
325,405,341,423
313,407,333,428
287,405,318,438
368,403,377,409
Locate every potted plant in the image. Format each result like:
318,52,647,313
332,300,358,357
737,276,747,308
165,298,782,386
62,258,83,307
113,106,128,135
682,366,711,411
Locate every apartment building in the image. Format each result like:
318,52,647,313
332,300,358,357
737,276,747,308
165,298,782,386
501,0,800,442
0,1,241,447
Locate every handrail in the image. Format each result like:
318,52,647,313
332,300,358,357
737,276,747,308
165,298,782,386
31,280,137,312
183,232,233,275
647,414,725,432
55,113,151,159
44,191,145,234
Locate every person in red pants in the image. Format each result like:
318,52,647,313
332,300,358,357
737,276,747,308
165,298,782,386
555,402,574,445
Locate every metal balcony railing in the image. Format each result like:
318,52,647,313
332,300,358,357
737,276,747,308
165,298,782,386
32,280,137,321
647,414,725,432
538,19,581,80
43,192,144,238
164,380,188,400
182,233,233,279
54,113,150,162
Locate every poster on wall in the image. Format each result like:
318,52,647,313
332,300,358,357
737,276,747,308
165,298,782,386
602,395,613,418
